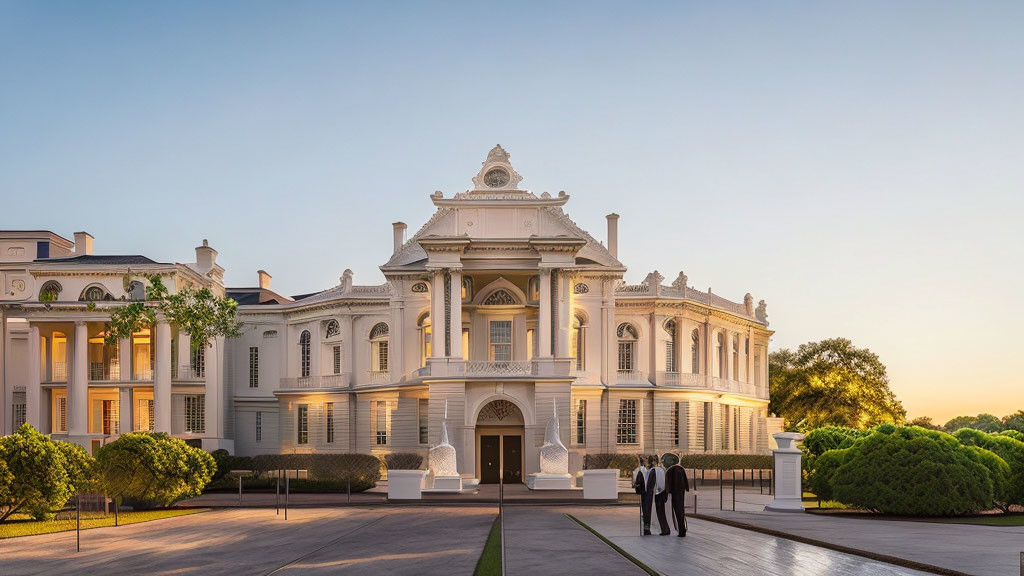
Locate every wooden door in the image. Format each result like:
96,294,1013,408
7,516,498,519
502,435,522,484
480,435,501,484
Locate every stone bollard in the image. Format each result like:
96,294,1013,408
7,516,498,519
764,432,805,512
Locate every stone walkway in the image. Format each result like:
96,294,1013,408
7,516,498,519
0,506,494,576
501,506,646,576
703,508,1024,576
569,506,933,576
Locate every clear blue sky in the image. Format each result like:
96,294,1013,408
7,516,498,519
2,1,1022,422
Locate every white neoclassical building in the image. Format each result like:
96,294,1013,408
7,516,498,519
1,146,775,483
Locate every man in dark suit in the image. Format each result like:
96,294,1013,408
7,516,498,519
665,462,691,537
632,455,652,535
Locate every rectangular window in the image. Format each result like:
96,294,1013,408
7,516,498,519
526,329,535,361
191,344,206,378
575,399,587,445
297,405,308,444
135,399,154,432
102,400,120,435
255,411,262,443
617,399,637,444
666,340,676,373
184,394,205,434
617,341,634,371
373,341,389,372
375,401,389,445
36,240,49,259
418,398,429,444
249,347,259,388
56,396,68,433
333,345,342,375
326,402,335,443
489,321,512,362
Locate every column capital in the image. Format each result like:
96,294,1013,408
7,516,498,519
74,320,87,327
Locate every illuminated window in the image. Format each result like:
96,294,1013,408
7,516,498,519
375,401,389,445
617,323,638,372
570,314,585,371
575,399,586,445
418,398,429,444
326,403,335,443
299,331,311,378
664,319,677,373
489,320,512,362
184,395,205,434
297,405,308,444
691,329,700,374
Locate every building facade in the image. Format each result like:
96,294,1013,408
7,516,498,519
1,146,774,482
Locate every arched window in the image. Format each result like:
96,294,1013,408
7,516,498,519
616,323,638,372
370,322,389,372
664,319,677,373
128,281,146,301
570,313,586,371
716,332,726,378
732,335,740,380
418,314,431,367
691,329,700,374
299,330,311,378
324,319,340,339
462,276,474,303
80,284,112,302
39,280,62,302
528,276,539,302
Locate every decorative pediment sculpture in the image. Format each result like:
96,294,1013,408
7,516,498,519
538,400,569,475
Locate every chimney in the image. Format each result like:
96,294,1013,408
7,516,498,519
258,270,272,290
606,213,619,259
392,222,407,254
195,239,218,274
73,232,94,256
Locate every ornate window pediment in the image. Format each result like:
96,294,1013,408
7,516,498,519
370,322,389,340
573,283,589,294
617,323,638,339
482,289,517,306
411,282,429,293
324,320,340,339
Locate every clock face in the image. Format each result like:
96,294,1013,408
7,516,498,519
483,168,510,188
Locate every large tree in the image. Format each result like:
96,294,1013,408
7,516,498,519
769,338,906,430
1002,410,1024,433
944,413,1004,433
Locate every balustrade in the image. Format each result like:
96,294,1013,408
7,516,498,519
280,373,351,389
465,361,533,377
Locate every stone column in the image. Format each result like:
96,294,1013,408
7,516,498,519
154,321,172,433
538,268,552,358
430,270,446,359
765,432,806,512
555,271,571,358
118,337,132,381
26,324,41,429
204,336,222,439
449,269,463,359
341,315,354,377
177,330,191,378
70,321,89,436
604,279,617,385
119,387,133,433
391,283,406,377
704,321,713,385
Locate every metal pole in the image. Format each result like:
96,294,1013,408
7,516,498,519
719,469,723,510
238,475,243,505
114,496,118,527
1019,551,1022,576
693,492,697,515
276,471,280,515
76,494,81,552
732,470,736,511
285,476,289,520
347,476,351,504
500,473,507,576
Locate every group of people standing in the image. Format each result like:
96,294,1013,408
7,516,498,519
632,455,690,537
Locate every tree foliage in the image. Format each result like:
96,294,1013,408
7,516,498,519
95,433,215,508
105,275,240,348
943,413,1003,433
0,424,95,521
906,416,942,430
1001,410,1024,433
769,338,906,430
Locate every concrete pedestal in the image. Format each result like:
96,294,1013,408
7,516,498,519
388,470,427,500
765,431,806,513
582,469,618,499
526,473,573,490
432,475,463,491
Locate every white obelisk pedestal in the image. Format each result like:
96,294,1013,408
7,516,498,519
765,431,806,512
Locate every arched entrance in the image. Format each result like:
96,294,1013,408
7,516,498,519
475,399,525,484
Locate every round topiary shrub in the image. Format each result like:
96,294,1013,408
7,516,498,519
802,426,867,458
954,428,1024,510
96,432,215,508
827,427,995,516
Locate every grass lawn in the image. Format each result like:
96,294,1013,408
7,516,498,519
0,508,208,539
802,491,847,510
928,515,1024,526
473,515,502,576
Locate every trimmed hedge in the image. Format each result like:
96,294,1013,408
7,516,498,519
210,450,255,482
250,454,381,490
953,428,1024,510
583,452,772,478
583,453,652,477
383,453,424,471
813,426,998,516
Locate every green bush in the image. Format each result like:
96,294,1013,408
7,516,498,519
677,453,773,471
384,452,424,470
96,432,215,508
1000,430,1024,442
825,427,995,516
210,449,255,482
583,453,654,477
806,448,843,501
953,428,1024,510
802,426,867,458
0,424,95,521
250,454,381,488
